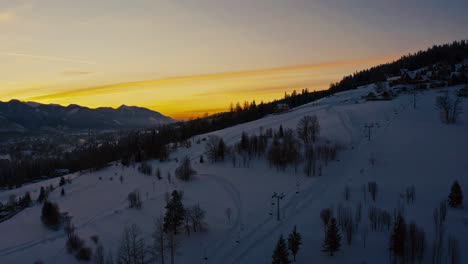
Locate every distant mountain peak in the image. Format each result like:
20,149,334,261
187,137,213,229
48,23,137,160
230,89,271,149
0,100,174,133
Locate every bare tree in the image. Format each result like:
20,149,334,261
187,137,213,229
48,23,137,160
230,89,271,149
368,182,378,202
187,204,206,233
94,243,105,264
166,231,179,264
117,224,147,264
297,115,320,145
447,236,460,264
360,226,368,248
436,94,463,124
343,185,351,201
150,217,166,264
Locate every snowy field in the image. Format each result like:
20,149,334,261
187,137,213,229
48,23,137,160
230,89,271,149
1,85,467,263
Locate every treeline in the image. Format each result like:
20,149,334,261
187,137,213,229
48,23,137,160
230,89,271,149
0,89,330,188
330,40,468,93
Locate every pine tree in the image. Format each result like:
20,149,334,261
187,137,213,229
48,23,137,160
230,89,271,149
272,235,290,264
61,188,65,196
163,191,185,235
322,218,341,256
41,201,61,228
448,181,463,208
287,226,302,262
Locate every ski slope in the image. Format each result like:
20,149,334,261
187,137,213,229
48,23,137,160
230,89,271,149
1,85,467,264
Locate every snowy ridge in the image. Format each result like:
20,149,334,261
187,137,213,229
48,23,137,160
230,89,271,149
0,85,467,263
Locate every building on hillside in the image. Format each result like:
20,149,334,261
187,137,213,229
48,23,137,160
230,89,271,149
274,103,290,114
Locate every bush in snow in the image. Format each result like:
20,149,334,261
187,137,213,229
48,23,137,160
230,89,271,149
76,246,92,261
66,233,84,253
435,94,462,124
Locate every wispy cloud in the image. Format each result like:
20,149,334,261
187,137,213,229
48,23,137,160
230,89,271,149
1,52,97,65
27,56,396,101
62,70,93,76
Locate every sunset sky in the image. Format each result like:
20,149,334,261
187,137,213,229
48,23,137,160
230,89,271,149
1,0,468,119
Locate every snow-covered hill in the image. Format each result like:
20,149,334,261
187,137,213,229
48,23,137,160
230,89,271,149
0,85,467,264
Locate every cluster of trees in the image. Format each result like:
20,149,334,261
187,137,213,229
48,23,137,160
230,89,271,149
205,135,227,163
232,131,270,168
66,233,93,262
330,40,468,93
115,191,207,264
268,129,301,171
389,214,426,264
1,192,31,213
175,157,196,181
272,226,302,263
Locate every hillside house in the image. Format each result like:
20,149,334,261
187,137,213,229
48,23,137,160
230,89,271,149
274,103,290,114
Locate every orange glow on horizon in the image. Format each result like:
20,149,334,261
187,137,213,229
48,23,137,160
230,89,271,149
2,56,397,120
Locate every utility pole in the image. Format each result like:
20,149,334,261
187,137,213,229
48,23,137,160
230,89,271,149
272,192,285,221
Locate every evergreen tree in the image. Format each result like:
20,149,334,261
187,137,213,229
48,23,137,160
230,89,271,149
322,218,341,256
199,155,204,164
448,181,463,208
41,201,61,228
287,226,302,262
37,186,47,203
61,188,65,196
389,214,407,263
163,191,185,235
272,235,290,264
